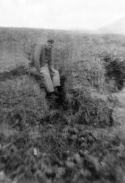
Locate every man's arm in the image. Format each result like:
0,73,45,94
33,44,42,72
48,47,54,70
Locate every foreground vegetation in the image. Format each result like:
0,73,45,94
0,27,125,182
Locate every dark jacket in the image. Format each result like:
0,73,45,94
33,43,53,72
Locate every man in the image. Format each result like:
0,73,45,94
30,39,61,99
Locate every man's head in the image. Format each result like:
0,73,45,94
47,39,54,48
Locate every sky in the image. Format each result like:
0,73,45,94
0,0,125,30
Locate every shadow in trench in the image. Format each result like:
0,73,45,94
0,66,27,82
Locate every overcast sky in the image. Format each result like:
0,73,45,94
0,0,125,30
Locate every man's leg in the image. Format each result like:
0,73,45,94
30,66,60,101
41,65,61,110
29,67,42,78
51,68,61,91
40,65,55,93
29,66,54,92
50,67,64,108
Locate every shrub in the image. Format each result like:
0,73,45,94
0,75,48,126
61,58,106,96
102,54,125,91
62,88,114,128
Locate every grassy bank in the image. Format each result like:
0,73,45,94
0,27,125,183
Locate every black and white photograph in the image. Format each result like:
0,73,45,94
0,0,125,182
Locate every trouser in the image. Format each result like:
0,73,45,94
29,64,60,93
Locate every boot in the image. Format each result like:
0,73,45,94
46,91,59,99
54,86,62,93
46,92,59,110
54,86,62,97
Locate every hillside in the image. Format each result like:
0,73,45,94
98,16,125,35
1,27,125,183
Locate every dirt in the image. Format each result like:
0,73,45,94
0,65,28,82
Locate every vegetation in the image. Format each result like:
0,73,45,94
0,27,125,183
